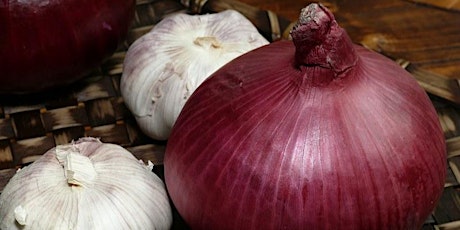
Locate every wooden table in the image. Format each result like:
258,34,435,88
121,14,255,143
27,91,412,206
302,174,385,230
238,0,308,21
239,0,460,104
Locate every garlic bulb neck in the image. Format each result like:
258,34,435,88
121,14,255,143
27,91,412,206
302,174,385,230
194,36,222,49
56,145,97,187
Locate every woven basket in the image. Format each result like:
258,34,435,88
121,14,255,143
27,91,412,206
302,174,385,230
0,0,459,229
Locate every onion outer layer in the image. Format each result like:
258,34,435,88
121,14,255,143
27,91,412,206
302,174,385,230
164,3,446,230
0,0,135,93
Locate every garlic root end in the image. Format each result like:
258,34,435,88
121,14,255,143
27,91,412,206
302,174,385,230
194,36,222,49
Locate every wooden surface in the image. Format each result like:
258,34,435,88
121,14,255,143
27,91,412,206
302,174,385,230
237,0,308,21
238,0,460,104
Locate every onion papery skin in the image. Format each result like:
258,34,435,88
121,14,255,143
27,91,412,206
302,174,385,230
0,0,135,93
164,7,446,229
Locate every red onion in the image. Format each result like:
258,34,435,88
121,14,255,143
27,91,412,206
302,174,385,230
164,3,446,230
0,0,135,93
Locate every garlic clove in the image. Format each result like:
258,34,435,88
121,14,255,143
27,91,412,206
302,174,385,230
14,205,27,226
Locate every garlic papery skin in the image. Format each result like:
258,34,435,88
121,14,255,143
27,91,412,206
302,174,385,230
0,137,172,230
121,10,269,140
56,145,97,187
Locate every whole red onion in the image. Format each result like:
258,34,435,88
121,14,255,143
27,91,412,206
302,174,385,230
0,0,135,93
165,3,446,230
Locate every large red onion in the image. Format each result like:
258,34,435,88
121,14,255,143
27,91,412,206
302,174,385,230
0,0,135,93
165,3,446,230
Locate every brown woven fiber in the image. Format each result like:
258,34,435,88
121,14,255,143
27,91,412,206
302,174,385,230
1,0,459,229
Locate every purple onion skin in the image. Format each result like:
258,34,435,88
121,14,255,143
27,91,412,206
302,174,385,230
0,0,135,93
164,4,446,230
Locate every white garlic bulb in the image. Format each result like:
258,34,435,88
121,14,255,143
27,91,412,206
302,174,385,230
0,137,172,230
121,10,269,140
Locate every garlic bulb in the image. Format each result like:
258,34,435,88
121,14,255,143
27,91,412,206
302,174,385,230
0,137,172,230
121,10,269,140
